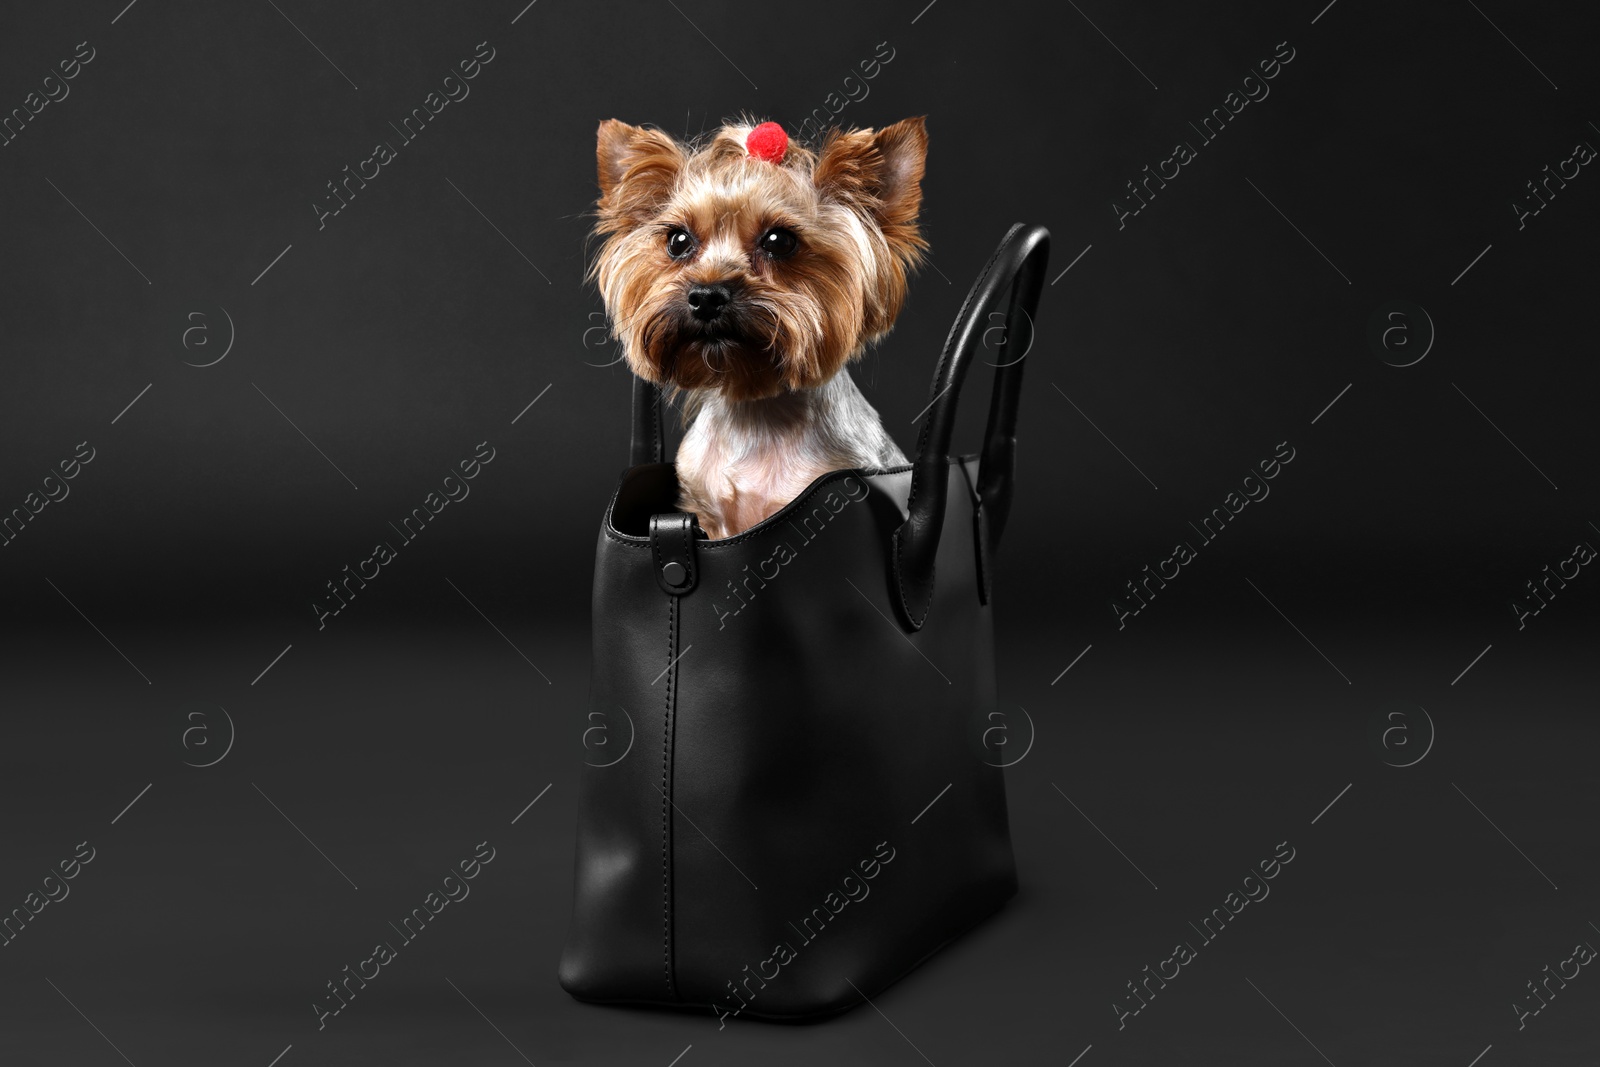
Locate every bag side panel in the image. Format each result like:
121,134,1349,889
558,527,683,1003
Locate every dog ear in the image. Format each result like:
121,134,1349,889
596,119,685,225
814,117,928,253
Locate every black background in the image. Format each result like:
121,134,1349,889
2,0,1597,1064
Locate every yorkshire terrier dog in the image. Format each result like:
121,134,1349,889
590,115,929,540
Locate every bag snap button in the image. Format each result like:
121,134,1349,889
661,561,688,587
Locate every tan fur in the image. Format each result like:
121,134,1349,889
591,115,929,538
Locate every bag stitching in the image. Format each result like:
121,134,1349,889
650,387,662,462
676,516,695,588
892,532,935,629
661,594,675,998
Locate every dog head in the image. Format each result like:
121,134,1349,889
589,115,928,402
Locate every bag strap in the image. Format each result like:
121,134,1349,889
649,513,698,595
891,222,1051,631
630,375,664,467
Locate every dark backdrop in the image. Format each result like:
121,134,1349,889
2,1,1597,1065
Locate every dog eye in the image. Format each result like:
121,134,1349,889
666,229,694,259
758,228,798,259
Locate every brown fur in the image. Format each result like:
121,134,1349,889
590,115,929,537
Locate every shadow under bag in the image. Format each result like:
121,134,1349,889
560,223,1052,1021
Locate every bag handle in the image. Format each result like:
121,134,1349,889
631,375,664,467
892,222,1050,630
627,223,1050,632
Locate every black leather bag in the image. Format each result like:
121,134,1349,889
559,223,1051,1021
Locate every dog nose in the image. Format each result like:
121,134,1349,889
686,284,731,322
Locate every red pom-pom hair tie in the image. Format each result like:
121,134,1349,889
745,121,788,164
